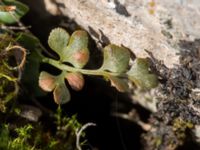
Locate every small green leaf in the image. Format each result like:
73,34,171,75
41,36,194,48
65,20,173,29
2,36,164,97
39,71,71,104
0,0,29,24
39,71,56,92
101,44,130,73
108,75,129,92
48,29,89,68
53,82,70,105
65,72,84,91
127,58,158,89
61,30,89,68
48,28,70,56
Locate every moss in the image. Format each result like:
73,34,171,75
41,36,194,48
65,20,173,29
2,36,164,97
0,37,19,112
0,124,33,150
0,109,86,150
172,118,193,144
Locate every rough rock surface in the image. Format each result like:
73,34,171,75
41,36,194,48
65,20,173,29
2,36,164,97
47,0,200,68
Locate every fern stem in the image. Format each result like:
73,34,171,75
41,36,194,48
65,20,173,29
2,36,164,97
42,57,126,77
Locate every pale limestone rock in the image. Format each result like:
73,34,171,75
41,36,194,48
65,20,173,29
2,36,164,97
45,0,200,68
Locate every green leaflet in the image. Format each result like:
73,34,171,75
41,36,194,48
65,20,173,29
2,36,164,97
53,81,70,105
127,58,158,89
39,71,71,105
48,28,70,57
108,75,129,92
101,44,130,73
48,28,89,68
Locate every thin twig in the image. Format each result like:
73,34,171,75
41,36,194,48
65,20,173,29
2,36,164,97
76,122,96,150
0,25,31,31
5,45,27,70
8,10,29,33
112,111,154,131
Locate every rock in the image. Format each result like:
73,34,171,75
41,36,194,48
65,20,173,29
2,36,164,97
46,0,200,68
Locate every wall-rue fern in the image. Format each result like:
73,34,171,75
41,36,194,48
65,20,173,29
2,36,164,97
39,28,159,104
